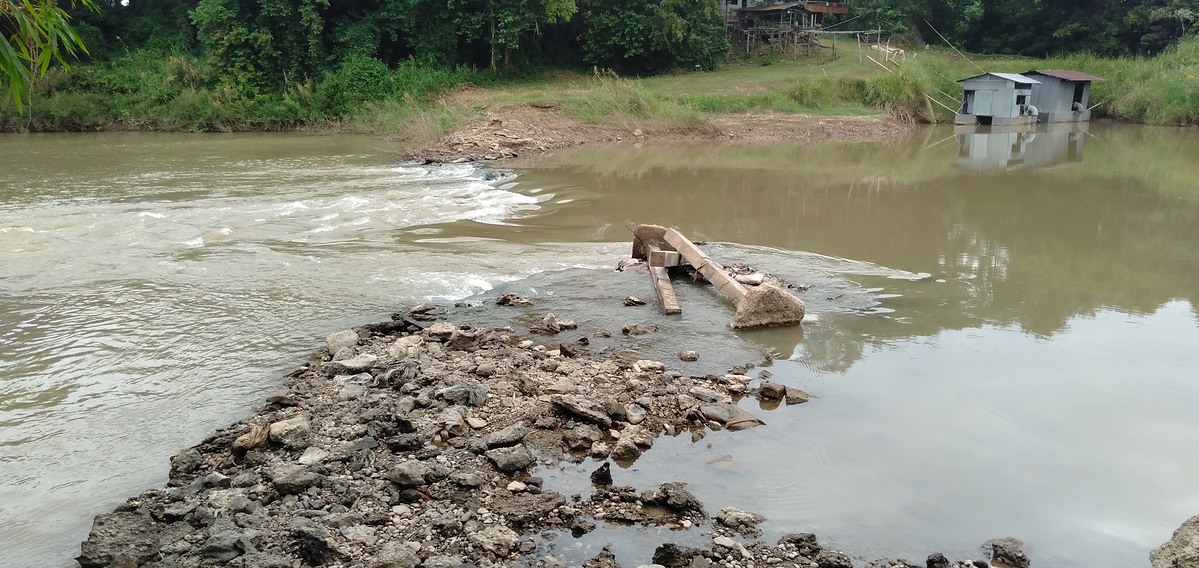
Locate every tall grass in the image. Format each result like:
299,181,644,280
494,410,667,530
564,69,711,133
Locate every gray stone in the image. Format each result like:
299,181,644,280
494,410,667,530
468,524,519,555
485,423,528,448
370,541,420,568
925,553,950,568
651,543,700,568
426,322,457,341
270,464,323,495
1152,515,1199,568
240,552,295,568
611,437,641,461
700,403,764,431
816,550,854,568
268,415,312,448
338,383,367,400
678,351,699,362
386,460,430,487
325,329,359,354
717,507,766,529
488,491,566,527
297,446,328,465
984,537,1030,568
340,525,379,545
626,403,647,425
759,382,787,400
485,444,536,473
76,512,160,568
325,353,377,376
551,395,613,427
450,472,486,487
388,335,423,359
641,482,705,517
424,555,467,568
785,386,811,405
779,533,822,558
202,530,254,563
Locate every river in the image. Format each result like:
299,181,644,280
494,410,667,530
1,124,1197,567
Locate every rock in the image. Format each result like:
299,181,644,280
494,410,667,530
759,382,787,400
583,549,620,568
485,423,528,448
552,395,613,427
297,446,329,465
785,386,811,404
292,525,345,565
717,507,766,531
622,323,657,336
1152,515,1199,568
985,538,1030,568
468,524,519,555
507,481,527,492
386,460,430,487
325,329,359,353
268,414,312,448
816,550,854,568
426,321,457,341
387,335,424,359
202,530,254,563
633,359,665,373
446,329,478,351
240,552,295,568
626,403,647,425
700,403,765,431
424,556,467,568
591,462,613,485
485,444,536,473
370,541,421,568
341,524,379,545
779,533,822,558
924,553,950,568
641,482,705,517
678,351,699,362
496,292,533,306
438,383,489,407
324,353,377,375
76,512,160,568
652,543,701,568
450,472,486,487
439,406,468,437
270,464,323,495
624,296,647,306
611,437,641,461
489,492,566,526
466,416,488,429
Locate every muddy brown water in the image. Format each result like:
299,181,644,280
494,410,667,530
1,124,1198,567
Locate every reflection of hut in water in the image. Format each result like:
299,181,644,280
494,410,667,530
1024,70,1103,123
955,73,1041,126
955,123,1087,171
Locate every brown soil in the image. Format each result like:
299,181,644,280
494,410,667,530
400,102,913,163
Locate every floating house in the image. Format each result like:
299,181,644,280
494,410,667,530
1024,70,1103,123
955,73,1041,126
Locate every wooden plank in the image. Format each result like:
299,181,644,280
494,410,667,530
649,249,681,267
662,229,749,304
650,266,682,315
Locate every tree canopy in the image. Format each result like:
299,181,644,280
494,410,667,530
1,0,95,110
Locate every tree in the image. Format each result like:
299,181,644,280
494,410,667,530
1,0,95,110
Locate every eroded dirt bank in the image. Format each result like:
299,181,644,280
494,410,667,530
74,261,1035,568
399,104,913,164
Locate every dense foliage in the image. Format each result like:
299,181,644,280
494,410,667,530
853,0,1199,57
2,0,1198,130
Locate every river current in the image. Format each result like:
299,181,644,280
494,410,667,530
2,125,1198,567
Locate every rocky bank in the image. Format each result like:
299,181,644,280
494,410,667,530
74,285,1047,568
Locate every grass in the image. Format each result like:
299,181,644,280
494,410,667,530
4,36,1199,132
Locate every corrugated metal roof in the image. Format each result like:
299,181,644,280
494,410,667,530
738,2,802,12
957,72,1041,84
1025,69,1104,82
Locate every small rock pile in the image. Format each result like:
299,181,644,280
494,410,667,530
74,308,1033,568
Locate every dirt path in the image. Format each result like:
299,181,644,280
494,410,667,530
399,102,914,163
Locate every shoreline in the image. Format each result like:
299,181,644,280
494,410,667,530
72,267,1039,568
392,104,916,164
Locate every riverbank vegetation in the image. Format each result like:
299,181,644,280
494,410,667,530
2,0,1198,132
